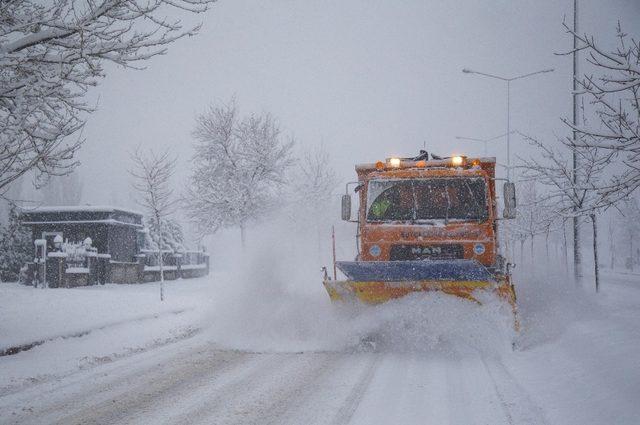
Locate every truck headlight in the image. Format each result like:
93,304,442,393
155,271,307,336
474,243,486,255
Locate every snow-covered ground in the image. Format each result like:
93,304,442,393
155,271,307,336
0,277,216,393
0,268,639,424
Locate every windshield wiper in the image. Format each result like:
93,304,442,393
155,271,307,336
444,186,451,225
410,180,418,225
463,180,484,223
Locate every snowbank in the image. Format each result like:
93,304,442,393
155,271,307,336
0,279,213,349
0,277,215,391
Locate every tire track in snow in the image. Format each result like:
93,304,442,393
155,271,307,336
329,355,379,425
349,353,458,424
2,341,552,425
162,352,338,425
213,352,378,425
481,355,550,425
2,347,251,425
127,352,289,425
259,352,355,425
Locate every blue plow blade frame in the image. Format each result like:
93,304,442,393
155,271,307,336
335,259,496,282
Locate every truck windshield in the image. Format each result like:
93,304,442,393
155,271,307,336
366,178,489,222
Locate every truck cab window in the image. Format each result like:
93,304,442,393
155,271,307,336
367,178,488,222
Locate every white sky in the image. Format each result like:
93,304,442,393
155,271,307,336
77,0,640,209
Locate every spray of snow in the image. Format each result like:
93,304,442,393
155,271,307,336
202,221,515,356
201,206,609,358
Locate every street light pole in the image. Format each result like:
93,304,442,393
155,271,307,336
455,132,513,157
462,67,554,179
507,80,510,176
462,67,553,264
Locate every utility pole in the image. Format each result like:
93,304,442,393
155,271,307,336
572,0,582,284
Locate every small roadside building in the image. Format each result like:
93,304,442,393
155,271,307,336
20,206,144,262
19,205,209,287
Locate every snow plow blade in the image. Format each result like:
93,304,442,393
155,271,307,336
323,260,517,313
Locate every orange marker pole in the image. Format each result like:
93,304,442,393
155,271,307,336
332,225,337,280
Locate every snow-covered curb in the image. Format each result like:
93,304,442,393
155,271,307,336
0,308,190,357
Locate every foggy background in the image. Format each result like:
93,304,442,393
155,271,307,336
37,0,640,252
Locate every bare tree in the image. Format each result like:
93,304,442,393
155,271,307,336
129,148,177,301
510,181,557,265
561,22,640,207
617,195,640,270
522,135,614,292
289,144,338,258
185,100,295,247
0,0,215,193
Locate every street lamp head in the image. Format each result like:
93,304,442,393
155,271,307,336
455,136,485,142
462,68,473,74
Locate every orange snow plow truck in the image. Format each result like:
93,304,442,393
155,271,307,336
323,151,518,326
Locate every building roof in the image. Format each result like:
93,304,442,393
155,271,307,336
20,219,144,228
20,205,143,217
19,205,144,228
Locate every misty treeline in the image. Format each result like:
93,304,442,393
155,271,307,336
514,22,640,291
0,0,215,193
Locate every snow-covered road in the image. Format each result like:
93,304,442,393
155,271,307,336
0,339,550,425
1,270,639,424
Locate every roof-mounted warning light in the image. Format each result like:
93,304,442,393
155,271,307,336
388,157,401,167
369,153,472,171
451,155,465,166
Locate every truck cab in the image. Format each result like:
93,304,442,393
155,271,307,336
342,154,515,274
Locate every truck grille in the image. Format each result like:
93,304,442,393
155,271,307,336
389,244,464,261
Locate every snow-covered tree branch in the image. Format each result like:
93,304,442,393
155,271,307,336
0,0,215,192
560,21,640,205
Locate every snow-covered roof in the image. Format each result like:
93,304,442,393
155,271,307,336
21,219,144,228
20,205,143,217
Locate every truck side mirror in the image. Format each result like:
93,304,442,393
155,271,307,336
503,182,517,219
341,194,351,221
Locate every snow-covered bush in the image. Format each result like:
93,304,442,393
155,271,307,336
0,206,32,282
143,217,186,253
58,240,96,269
